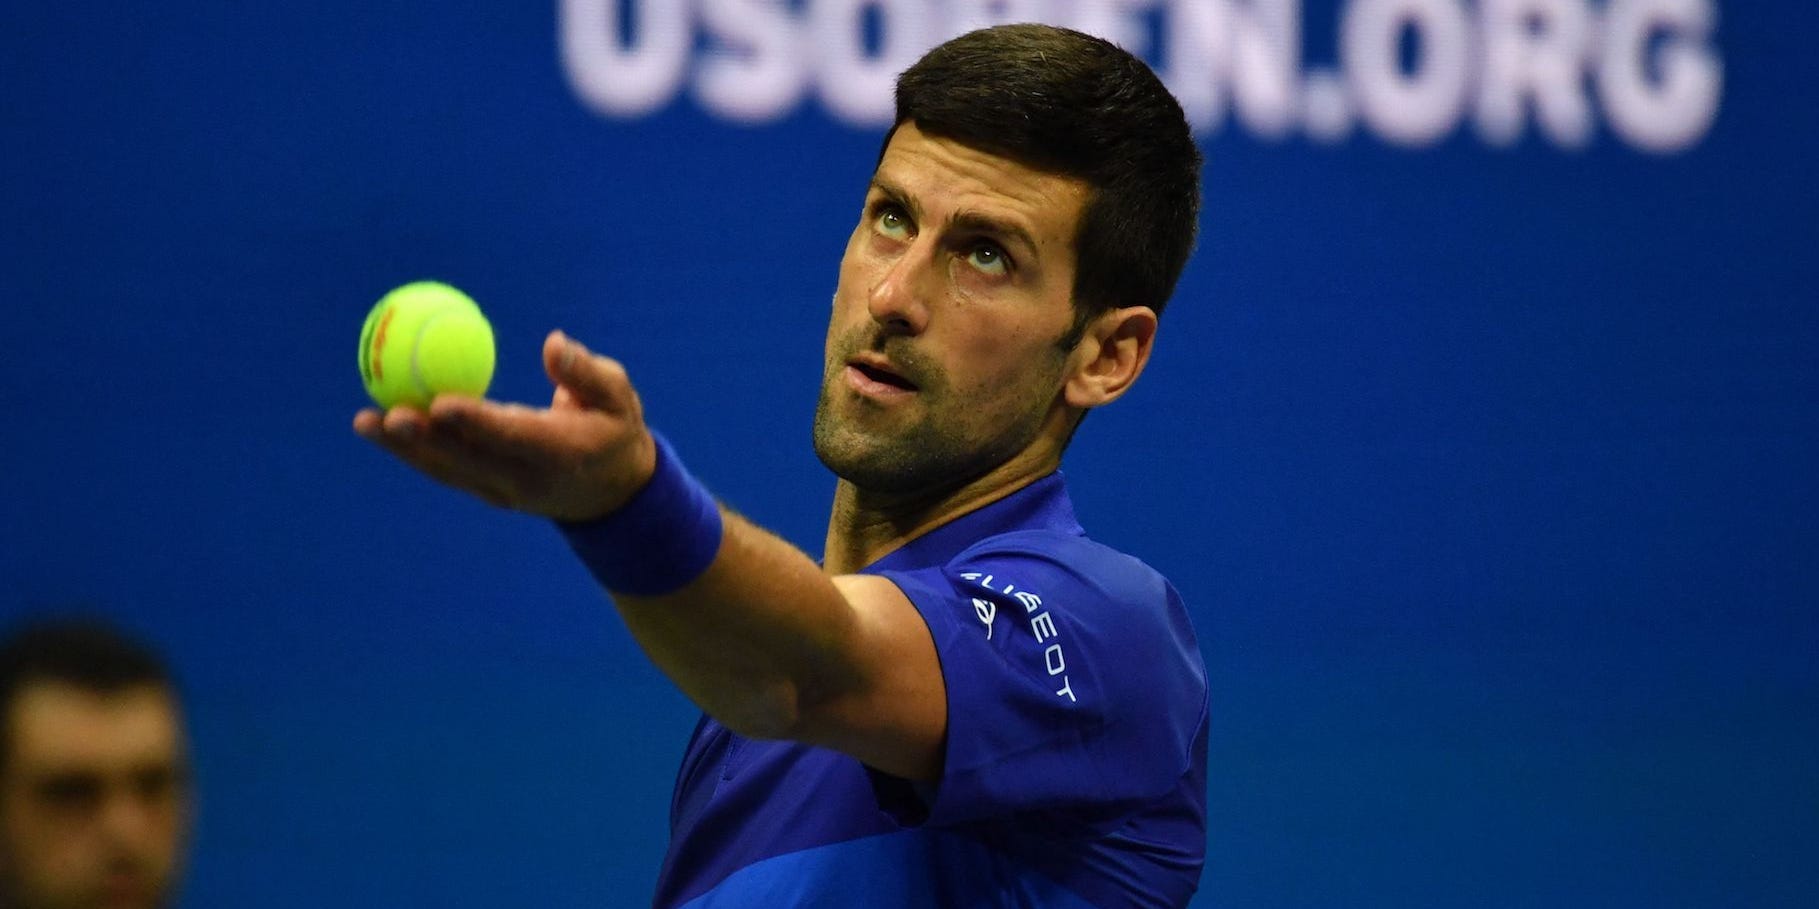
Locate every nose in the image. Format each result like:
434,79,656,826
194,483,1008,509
101,795,144,842
866,239,933,337
98,789,162,850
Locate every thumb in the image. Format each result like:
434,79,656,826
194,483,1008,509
543,330,634,415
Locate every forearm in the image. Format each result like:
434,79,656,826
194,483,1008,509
553,434,863,737
612,509,862,741
555,436,942,778
356,333,943,778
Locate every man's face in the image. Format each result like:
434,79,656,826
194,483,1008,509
0,683,190,909
814,122,1091,494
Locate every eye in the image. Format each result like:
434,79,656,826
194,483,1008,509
37,774,102,812
966,242,1010,276
872,204,911,241
135,766,182,802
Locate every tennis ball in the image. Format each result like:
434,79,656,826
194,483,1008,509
358,281,496,409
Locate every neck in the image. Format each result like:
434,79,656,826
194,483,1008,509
822,435,1063,574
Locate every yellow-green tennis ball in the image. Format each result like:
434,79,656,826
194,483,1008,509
357,281,496,409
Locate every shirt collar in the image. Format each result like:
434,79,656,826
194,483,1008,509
865,472,1082,573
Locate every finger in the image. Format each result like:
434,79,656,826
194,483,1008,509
543,331,637,417
367,404,509,474
427,393,613,464
379,439,527,509
353,408,384,439
364,406,542,503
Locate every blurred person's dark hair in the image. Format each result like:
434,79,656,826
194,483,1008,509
0,617,175,771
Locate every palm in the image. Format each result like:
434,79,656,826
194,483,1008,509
354,331,657,522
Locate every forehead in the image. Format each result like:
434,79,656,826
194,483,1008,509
874,123,1089,244
4,682,183,774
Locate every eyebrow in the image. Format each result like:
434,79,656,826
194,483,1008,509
868,178,1042,261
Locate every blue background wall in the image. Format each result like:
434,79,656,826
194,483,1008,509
3,2,1813,905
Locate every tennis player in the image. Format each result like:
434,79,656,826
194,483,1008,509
357,23,1208,908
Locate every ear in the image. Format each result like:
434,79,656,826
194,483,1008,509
1063,306,1157,409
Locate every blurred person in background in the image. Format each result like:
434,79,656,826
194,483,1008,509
0,619,190,909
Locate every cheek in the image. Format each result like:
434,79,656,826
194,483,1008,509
837,222,881,287
11,818,85,876
831,245,875,317
948,334,1056,402
825,249,867,351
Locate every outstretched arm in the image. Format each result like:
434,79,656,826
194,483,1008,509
353,331,945,781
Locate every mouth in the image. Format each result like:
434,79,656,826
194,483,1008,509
852,360,917,389
844,357,920,399
100,871,152,904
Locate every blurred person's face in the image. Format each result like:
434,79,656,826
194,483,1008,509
0,683,190,909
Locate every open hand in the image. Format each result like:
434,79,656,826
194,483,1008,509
353,330,658,522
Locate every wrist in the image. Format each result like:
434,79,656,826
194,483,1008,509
556,432,724,596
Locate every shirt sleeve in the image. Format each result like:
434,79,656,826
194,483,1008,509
869,531,1207,833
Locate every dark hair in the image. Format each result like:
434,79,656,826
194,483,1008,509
0,617,175,767
891,24,1202,338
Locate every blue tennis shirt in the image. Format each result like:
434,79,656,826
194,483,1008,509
650,473,1208,908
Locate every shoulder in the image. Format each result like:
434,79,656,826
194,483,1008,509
870,527,1208,826
881,526,1207,734
948,530,1198,655
952,529,1174,604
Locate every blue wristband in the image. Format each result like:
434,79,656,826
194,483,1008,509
556,432,724,596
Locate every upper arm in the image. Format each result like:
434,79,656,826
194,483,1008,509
794,573,947,782
862,539,1208,831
